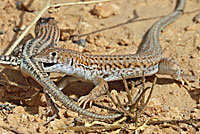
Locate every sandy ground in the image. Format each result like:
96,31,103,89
0,0,200,133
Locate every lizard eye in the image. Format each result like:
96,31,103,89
51,52,57,57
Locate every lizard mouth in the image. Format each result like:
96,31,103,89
43,62,56,67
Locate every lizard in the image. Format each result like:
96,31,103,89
0,18,122,119
32,0,196,108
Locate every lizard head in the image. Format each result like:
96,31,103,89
35,17,60,44
32,47,77,65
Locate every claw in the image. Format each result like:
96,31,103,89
78,95,93,109
180,79,185,86
182,78,192,89
89,100,93,108
179,73,198,89
77,77,108,108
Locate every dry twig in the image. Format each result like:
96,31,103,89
122,75,133,105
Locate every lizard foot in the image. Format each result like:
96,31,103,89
78,77,108,108
78,95,93,109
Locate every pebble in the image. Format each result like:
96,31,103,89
180,131,187,134
179,123,188,131
49,118,66,130
196,46,200,51
86,35,95,44
86,33,109,48
118,38,131,46
95,35,109,47
190,112,198,119
193,13,200,23
73,39,86,47
189,53,198,58
13,25,25,33
184,24,196,31
60,29,74,41
91,3,120,18
196,104,200,109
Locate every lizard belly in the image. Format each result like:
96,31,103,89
43,63,159,82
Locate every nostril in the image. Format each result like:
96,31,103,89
51,52,56,57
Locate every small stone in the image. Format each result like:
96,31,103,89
37,125,46,133
148,98,162,107
86,35,95,44
13,25,26,33
49,118,66,130
95,35,109,47
196,104,200,109
13,106,25,114
193,13,200,23
184,24,196,31
21,114,28,122
179,123,188,130
180,131,187,134
189,53,198,58
87,34,109,48
72,38,86,47
13,27,22,33
91,3,120,18
118,38,131,46
195,18,200,23
60,29,74,41
63,110,78,118
190,112,198,119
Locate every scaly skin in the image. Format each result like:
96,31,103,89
32,0,195,108
0,17,122,119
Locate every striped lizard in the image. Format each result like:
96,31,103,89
0,18,122,119
33,0,196,108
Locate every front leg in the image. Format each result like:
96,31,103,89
55,75,109,108
78,76,108,108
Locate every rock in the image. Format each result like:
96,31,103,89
196,104,200,109
91,3,120,18
184,24,196,31
118,38,131,46
193,13,200,23
60,29,74,41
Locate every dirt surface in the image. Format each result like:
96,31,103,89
0,0,200,133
